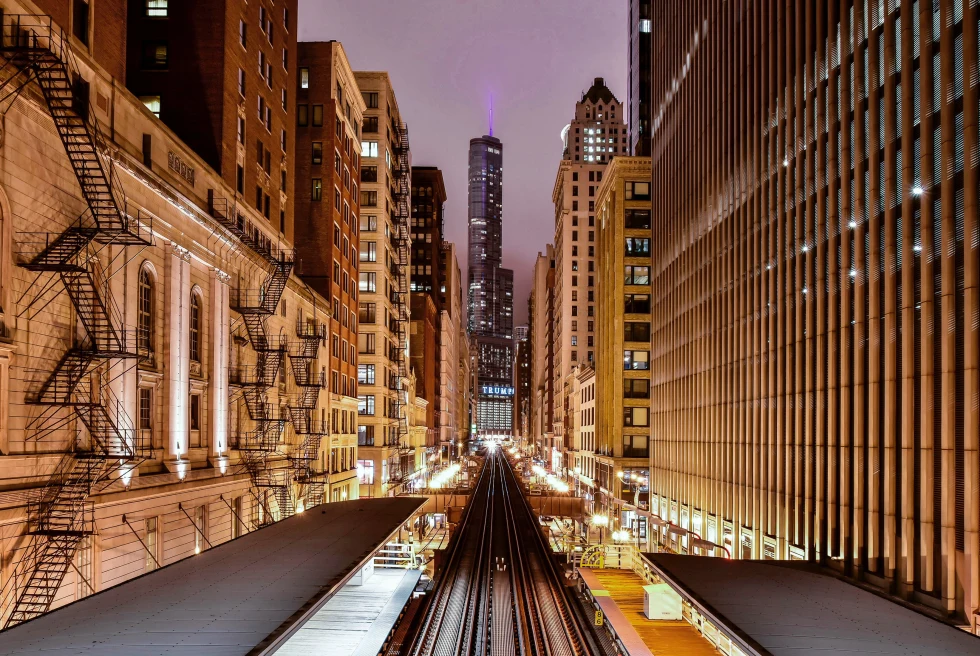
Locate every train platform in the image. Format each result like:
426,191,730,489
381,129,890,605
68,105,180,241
581,552,980,656
275,567,421,656
579,567,715,656
0,497,425,655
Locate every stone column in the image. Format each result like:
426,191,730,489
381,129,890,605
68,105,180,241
164,244,191,471
210,268,230,468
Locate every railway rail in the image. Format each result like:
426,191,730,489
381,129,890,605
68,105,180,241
408,450,589,656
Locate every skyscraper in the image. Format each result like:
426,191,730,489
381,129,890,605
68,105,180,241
627,0,652,156
467,129,514,437
552,77,625,476
467,134,510,335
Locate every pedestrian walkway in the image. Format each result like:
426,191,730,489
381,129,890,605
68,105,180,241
580,567,717,656
276,568,421,656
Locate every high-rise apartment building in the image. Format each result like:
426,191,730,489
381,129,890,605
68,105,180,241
409,167,447,437
127,0,298,241
647,0,980,628
438,242,465,458
354,72,413,497
552,78,626,473
529,246,556,460
411,167,447,299
595,156,652,522
467,132,514,437
627,0,652,156
294,41,363,413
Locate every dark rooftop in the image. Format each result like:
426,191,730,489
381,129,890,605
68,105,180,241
0,498,425,656
581,77,619,105
648,554,980,656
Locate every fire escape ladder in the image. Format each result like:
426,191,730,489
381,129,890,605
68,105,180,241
227,245,296,521
286,318,327,507
391,123,412,458
0,13,151,627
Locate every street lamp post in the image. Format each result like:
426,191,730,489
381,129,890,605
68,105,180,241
591,514,609,545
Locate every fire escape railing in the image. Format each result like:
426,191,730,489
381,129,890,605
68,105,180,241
0,12,152,627
390,123,411,474
286,317,328,508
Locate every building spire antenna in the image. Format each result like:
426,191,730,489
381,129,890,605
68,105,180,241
489,94,493,137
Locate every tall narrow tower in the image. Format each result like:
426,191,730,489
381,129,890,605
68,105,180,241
467,118,514,438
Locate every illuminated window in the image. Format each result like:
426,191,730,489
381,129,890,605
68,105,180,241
357,459,375,484
140,95,161,117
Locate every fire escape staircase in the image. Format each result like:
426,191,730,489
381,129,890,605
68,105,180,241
0,13,151,627
390,123,412,467
226,241,295,521
286,318,328,508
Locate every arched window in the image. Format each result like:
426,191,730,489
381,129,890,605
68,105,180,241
138,267,154,356
189,292,201,363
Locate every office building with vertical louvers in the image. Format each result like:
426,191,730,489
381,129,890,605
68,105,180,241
648,0,980,627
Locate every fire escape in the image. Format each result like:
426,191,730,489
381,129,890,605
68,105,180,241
388,122,412,490
207,193,294,522
286,316,328,507
0,15,152,626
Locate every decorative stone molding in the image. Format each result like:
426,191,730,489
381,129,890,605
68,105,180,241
171,243,191,262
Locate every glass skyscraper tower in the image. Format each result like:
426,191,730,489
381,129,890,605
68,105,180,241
467,132,514,436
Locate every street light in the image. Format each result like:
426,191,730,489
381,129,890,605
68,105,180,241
612,529,632,543
591,514,609,544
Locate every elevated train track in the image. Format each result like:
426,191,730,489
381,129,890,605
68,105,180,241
408,450,589,656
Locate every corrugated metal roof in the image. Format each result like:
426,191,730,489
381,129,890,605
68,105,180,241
648,554,980,656
0,497,425,656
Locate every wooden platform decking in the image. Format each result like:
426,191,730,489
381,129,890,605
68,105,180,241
588,568,719,655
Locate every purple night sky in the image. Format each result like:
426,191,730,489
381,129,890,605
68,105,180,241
298,0,627,325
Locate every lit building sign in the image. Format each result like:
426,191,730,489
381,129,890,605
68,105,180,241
481,385,514,396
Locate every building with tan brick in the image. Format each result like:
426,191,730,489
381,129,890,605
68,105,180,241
529,245,555,462
551,77,626,477
594,156,652,520
353,72,415,497
438,241,466,459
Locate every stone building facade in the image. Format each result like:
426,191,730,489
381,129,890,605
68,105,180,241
0,1,354,626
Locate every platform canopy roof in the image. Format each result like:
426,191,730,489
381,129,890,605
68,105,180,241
648,554,980,656
0,497,425,656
